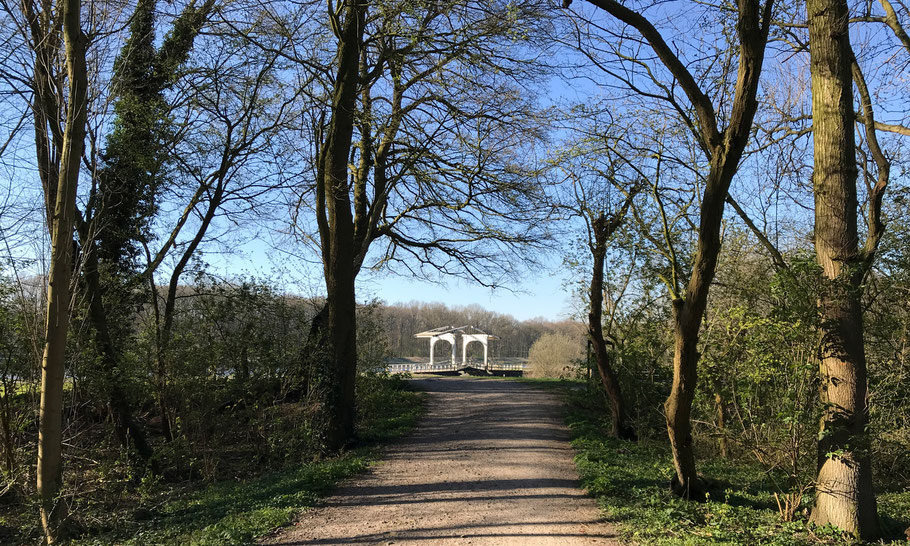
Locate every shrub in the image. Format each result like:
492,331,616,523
527,332,583,378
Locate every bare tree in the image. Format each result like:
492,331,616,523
68,0,215,470
31,0,87,539
732,0,903,533
271,0,553,449
553,115,643,439
140,11,301,444
565,0,773,497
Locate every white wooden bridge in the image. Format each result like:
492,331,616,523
384,326,527,376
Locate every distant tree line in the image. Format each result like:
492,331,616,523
379,302,582,358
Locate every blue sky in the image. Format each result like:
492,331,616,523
359,268,577,322
198,233,579,322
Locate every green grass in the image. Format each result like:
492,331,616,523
515,376,585,389
78,456,369,546
519,378,910,545
69,375,424,545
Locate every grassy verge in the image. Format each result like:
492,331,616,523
69,374,424,546
518,377,910,545
515,376,584,389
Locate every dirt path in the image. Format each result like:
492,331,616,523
260,377,618,545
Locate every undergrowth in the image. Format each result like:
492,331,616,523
63,373,423,545
521,377,910,545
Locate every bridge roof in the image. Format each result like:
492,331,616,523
414,325,499,339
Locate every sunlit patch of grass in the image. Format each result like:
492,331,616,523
515,376,585,389
356,372,424,443
87,456,369,546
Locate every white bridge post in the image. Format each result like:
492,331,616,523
430,333,457,369
462,334,489,368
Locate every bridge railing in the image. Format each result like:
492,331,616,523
385,360,528,373
386,362,459,374
488,362,525,371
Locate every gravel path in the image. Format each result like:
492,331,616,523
260,377,618,545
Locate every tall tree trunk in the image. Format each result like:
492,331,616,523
106,0,212,447
666,296,705,498
78,229,156,468
315,0,365,451
588,213,635,440
806,0,880,537
665,163,740,499
37,0,87,539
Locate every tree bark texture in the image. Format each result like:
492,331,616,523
315,0,365,452
1,390,16,473
37,0,87,539
806,0,880,537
